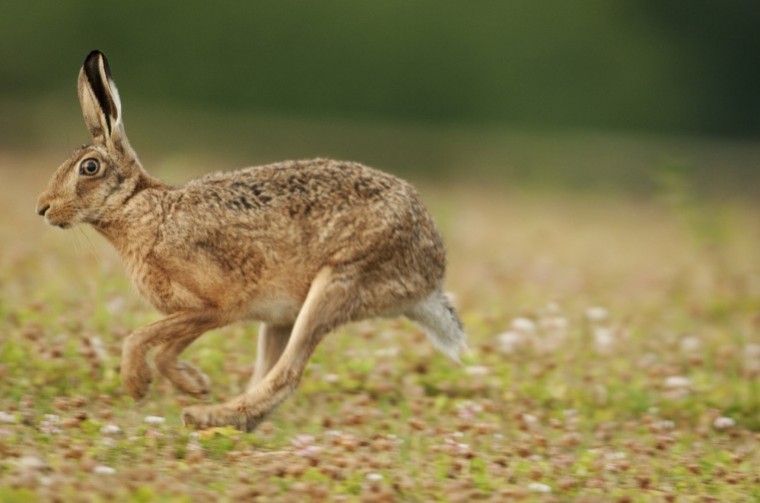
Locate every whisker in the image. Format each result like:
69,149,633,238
76,226,101,264
68,226,82,253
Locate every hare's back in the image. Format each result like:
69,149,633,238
187,157,442,257
190,159,431,230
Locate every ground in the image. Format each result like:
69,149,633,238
0,152,758,502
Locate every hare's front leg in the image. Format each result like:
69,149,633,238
121,310,225,400
183,267,351,431
154,337,212,399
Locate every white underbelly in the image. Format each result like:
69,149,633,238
246,296,302,325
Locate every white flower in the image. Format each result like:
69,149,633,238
586,307,608,322
0,411,16,424
745,343,760,358
105,296,125,314
291,433,320,456
295,445,322,458
186,440,203,452
100,424,122,435
87,336,107,360
374,347,400,357
93,465,116,475
520,413,543,429
40,414,62,434
144,416,165,425
464,365,489,377
511,317,536,334
528,482,552,493
496,330,524,354
655,420,675,431
522,413,538,425
664,376,691,389
456,401,483,420
366,473,383,482
680,336,701,352
713,416,735,430
593,327,615,354
291,434,315,448
17,456,46,470
540,315,568,332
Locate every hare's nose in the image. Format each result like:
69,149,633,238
37,203,50,217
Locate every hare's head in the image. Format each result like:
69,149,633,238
37,50,145,228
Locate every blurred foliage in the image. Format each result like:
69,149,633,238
655,160,735,253
2,0,760,136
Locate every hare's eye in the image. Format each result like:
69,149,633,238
79,158,101,176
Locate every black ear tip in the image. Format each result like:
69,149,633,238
84,50,113,80
84,50,107,65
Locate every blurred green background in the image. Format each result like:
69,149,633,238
2,0,759,195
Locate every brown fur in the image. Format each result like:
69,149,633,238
36,50,466,431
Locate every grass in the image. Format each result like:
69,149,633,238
1,148,759,502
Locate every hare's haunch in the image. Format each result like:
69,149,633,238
36,50,466,431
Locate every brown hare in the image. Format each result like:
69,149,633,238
36,50,466,432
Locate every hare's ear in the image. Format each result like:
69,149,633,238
78,50,125,148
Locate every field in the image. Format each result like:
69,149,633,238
0,142,758,502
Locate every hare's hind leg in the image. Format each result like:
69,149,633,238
248,323,292,388
121,310,225,400
406,290,467,362
183,266,353,432
154,337,212,399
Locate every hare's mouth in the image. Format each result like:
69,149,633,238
38,201,73,229
48,218,72,229
43,215,73,229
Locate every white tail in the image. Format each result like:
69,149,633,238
406,290,468,362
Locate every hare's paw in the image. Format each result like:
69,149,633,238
121,358,153,401
182,403,264,433
163,361,211,399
